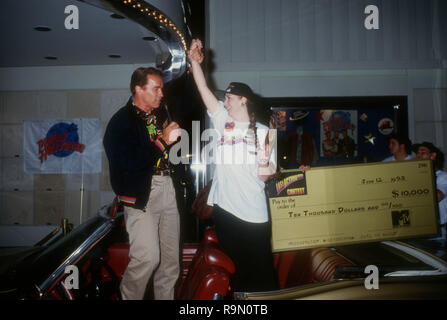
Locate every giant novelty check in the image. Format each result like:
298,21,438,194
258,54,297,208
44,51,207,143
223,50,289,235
266,159,439,252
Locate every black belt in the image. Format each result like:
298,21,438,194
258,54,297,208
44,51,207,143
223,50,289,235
153,169,173,176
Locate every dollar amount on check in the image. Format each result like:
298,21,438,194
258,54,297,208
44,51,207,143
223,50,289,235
266,159,439,252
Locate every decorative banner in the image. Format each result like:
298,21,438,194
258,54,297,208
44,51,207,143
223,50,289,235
266,160,439,252
24,119,102,174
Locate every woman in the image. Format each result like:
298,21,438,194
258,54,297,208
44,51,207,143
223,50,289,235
188,39,278,292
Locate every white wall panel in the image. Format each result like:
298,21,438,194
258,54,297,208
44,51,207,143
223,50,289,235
67,90,101,119
34,191,65,225
37,91,67,120
210,0,232,64
230,0,248,62
331,0,350,62
413,88,447,169
299,0,316,62
65,174,100,192
1,158,34,191
315,0,333,62
282,0,300,62
414,122,445,147
247,0,265,63
64,191,100,225
414,88,447,122
265,0,282,63
0,64,154,91
1,124,22,157
208,0,444,71
34,174,66,192
100,89,131,123
258,71,409,97
0,192,34,225
2,92,39,123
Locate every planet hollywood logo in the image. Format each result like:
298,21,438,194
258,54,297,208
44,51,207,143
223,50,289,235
37,122,85,163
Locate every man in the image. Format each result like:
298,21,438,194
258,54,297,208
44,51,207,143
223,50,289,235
382,132,414,162
337,129,356,158
413,142,447,242
103,67,181,300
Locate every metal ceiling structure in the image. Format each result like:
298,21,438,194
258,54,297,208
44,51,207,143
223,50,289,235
0,0,192,82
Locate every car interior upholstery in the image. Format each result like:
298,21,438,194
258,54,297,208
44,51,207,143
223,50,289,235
104,225,357,299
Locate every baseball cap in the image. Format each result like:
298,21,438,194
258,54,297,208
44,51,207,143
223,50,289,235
225,82,255,101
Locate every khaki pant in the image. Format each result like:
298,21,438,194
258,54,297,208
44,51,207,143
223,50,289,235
120,175,180,300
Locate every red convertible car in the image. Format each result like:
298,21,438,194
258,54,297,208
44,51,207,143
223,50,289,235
1,198,446,300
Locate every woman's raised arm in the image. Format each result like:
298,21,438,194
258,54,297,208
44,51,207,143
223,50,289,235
188,39,219,115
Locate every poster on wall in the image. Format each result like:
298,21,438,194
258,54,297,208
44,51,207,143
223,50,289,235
24,118,102,174
271,102,398,169
320,110,358,159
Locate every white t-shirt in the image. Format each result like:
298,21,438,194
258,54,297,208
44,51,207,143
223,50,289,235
436,170,447,226
429,170,447,240
206,101,275,223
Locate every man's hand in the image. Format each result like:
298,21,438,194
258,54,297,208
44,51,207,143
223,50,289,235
162,122,181,145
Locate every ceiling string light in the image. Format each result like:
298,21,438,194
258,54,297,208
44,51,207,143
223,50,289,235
122,0,187,51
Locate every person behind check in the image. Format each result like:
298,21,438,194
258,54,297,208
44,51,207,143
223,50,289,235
382,132,414,162
413,141,447,243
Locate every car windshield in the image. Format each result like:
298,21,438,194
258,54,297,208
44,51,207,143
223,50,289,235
14,215,110,285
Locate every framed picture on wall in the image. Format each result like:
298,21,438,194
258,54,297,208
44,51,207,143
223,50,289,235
266,96,408,169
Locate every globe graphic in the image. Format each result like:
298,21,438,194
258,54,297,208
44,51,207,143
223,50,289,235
45,122,79,158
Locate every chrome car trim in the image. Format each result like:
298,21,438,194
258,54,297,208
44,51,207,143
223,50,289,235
60,281,75,300
382,241,447,276
212,293,224,300
37,220,114,296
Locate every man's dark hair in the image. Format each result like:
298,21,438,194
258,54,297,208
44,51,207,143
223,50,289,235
413,141,445,170
130,67,163,95
389,132,412,155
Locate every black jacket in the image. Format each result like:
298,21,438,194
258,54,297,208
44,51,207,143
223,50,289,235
103,98,169,210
